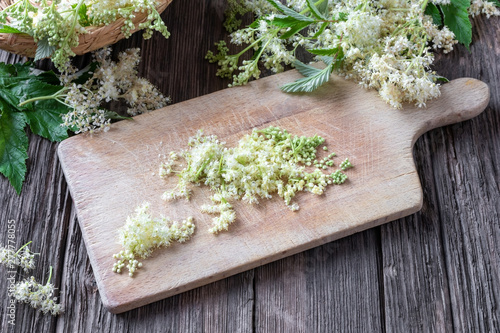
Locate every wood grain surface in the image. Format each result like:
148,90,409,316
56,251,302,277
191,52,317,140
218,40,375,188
58,72,489,313
0,1,499,332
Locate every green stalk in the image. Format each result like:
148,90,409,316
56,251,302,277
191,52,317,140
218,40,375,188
46,266,53,285
15,241,32,255
18,88,68,107
421,0,430,11
60,0,85,47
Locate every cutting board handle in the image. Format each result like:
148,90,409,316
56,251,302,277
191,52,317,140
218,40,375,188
407,78,490,143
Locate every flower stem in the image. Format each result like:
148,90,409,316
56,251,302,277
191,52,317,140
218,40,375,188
46,266,53,285
18,88,68,107
15,241,32,255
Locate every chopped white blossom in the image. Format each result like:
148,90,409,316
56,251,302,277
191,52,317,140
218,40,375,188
162,126,353,233
112,203,195,277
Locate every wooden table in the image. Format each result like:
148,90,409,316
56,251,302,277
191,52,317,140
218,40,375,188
1,2,499,332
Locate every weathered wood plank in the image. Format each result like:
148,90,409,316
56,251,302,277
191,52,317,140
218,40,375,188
381,15,500,332
254,230,383,332
0,130,72,333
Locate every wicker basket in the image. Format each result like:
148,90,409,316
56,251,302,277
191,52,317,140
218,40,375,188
0,0,173,58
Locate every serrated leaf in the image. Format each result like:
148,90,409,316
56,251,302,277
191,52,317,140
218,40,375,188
0,109,28,194
306,0,326,20
265,0,315,22
35,38,56,61
24,99,69,142
0,25,23,34
441,1,472,48
293,59,322,77
73,3,91,27
424,3,443,26
280,21,312,39
281,62,333,93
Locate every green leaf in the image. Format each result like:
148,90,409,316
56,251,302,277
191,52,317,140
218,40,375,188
35,38,56,61
249,19,261,29
0,25,23,34
441,1,472,49
424,3,443,26
24,99,69,142
281,61,333,93
336,12,349,21
0,109,29,194
450,0,471,7
0,61,69,193
306,0,326,20
293,59,322,77
265,0,314,22
269,15,303,28
317,0,329,17
490,0,500,6
73,3,91,27
280,21,312,39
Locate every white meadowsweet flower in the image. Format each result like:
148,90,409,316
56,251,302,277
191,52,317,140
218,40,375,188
112,203,195,277
12,267,63,316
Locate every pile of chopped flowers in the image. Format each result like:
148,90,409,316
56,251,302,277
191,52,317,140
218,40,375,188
160,126,353,234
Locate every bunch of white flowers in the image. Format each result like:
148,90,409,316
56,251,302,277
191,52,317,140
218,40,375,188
0,243,63,316
211,0,499,108
112,203,195,277
161,126,353,233
0,241,36,272
0,0,169,70
12,269,63,316
38,47,169,134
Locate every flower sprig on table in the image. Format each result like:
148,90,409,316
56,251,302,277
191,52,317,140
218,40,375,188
208,0,499,108
160,126,353,234
0,241,63,315
0,0,170,71
0,47,169,194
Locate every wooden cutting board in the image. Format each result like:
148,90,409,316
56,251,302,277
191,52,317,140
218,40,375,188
57,70,489,313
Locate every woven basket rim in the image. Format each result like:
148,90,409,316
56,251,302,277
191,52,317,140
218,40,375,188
0,0,173,58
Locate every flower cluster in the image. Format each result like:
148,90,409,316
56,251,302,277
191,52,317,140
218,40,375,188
161,126,353,233
0,243,63,316
12,268,63,315
112,203,195,277
469,0,500,17
211,0,499,108
0,241,36,272
59,47,169,134
0,0,169,70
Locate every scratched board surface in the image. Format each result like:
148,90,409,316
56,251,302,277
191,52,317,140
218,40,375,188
57,71,489,313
